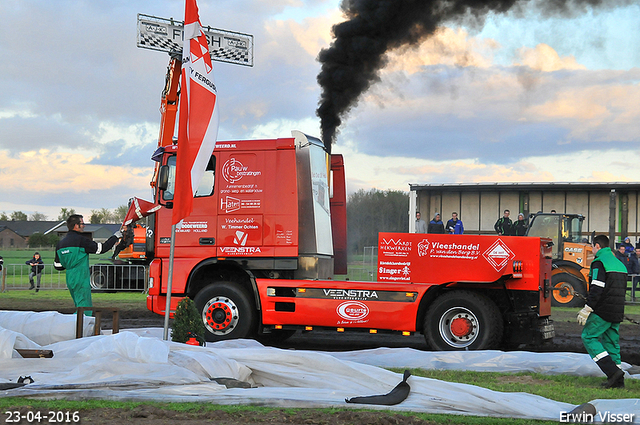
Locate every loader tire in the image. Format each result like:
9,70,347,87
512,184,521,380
424,290,503,351
194,282,257,342
551,273,586,308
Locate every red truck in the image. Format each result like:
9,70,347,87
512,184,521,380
133,56,555,350
143,129,554,350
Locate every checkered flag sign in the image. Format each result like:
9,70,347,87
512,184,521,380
137,13,254,67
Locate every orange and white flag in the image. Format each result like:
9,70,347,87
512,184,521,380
172,0,219,225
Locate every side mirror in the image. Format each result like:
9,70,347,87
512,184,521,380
158,165,169,191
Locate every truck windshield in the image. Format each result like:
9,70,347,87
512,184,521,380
528,215,560,258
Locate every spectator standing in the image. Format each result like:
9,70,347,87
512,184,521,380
445,212,464,234
632,248,640,299
415,212,427,234
427,213,445,234
494,210,512,236
621,237,634,254
578,234,627,389
614,245,638,276
512,213,528,236
25,252,44,292
54,214,122,315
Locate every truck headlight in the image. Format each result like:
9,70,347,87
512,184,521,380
148,277,154,289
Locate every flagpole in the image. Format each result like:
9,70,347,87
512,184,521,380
163,223,177,340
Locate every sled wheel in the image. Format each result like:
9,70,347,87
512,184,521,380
194,282,256,342
424,290,503,351
551,273,586,308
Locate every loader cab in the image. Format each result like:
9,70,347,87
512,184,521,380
526,213,588,260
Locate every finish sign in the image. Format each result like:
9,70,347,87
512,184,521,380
137,13,254,67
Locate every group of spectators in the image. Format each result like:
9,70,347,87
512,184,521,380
415,212,464,234
494,209,529,236
614,236,640,275
414,209,529,236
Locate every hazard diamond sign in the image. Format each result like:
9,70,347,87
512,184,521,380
482,239,515,271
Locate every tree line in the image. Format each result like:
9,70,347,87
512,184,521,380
347,188,409,254
0,206,129,224
3,189,409,252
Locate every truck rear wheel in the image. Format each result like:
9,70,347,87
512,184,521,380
424,290,503,351
194,282,256,342
551,273,586,307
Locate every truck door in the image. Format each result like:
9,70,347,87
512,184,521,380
216,152,265,256
155,154,218,255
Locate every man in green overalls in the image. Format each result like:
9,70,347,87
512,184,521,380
54,214,121,315
578,234,627,388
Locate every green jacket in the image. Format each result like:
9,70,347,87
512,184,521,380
54,230,119,308
588,247,627,323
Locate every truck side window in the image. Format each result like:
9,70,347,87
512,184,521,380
195,156,216,197
163,156,177,201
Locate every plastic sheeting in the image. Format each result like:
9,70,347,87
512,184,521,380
0,311,638,423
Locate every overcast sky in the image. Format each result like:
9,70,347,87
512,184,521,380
1,0,639,220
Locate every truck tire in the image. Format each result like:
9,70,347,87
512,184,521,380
424,290,503,351
194,282,256,342
551,273,587,308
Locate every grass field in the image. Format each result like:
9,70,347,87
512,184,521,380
0,248,118,290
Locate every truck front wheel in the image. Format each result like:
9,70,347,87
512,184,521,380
194,282,256,342
424,290,503,351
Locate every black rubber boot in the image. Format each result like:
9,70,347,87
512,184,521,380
596,356,625,389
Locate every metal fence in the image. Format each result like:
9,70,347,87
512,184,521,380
88,264,148,292
346,246,378,282
0,264,147,292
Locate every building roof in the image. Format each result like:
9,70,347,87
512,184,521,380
409,182,640,192
51,223,121,234
0,221,64,237
0,221,122,238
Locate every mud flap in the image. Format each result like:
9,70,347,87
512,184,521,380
345,370,411,406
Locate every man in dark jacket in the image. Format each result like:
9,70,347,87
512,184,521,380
614,245,638,275
511,213,528,236
494,209,512,236
578,235,627,388
54,215,121,315
427,213,445,234
26,252,44,292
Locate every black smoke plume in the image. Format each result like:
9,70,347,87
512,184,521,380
316,0,627,152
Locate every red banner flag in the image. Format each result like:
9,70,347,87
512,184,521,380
123,197,161,226
172,0,219,225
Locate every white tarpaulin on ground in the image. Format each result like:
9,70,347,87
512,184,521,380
0,311,638,422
